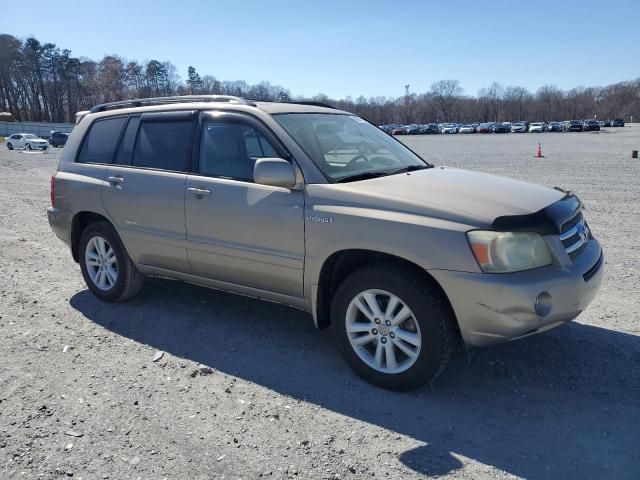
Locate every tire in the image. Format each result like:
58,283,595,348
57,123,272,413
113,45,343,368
331,263,456,391
7,143,13,150
25,143,31,150
79,221,144,302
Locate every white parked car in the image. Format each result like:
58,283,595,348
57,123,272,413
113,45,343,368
5,133,49,150
440,123,458,134
511,122,527,133
529,122,544,133
458,124,474,133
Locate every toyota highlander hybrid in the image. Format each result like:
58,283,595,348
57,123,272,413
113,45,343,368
47,95,604,390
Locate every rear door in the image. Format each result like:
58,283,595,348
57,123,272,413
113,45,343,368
184,111,305,297
102,111,196,273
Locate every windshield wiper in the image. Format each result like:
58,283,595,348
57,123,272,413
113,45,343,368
382,164,431,176
334,171,391,183
335,165,431,183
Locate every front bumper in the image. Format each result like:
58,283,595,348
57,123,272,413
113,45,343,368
431,239,604,347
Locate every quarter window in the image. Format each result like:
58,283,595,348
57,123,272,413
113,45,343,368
78,117,127,164
199,121,279,181
132,120,193,171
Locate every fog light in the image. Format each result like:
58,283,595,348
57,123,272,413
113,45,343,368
535,292,552,317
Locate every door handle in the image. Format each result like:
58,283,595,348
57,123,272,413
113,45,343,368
188,187,211,197
107,176,125,184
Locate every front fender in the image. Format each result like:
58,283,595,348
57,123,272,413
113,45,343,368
302,199,482,307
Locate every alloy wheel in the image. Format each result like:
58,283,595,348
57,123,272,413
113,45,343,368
345,289,422,374
84,235,118,291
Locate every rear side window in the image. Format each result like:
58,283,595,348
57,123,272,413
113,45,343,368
132,121,193,171
78,117,127,164
114,116,141,165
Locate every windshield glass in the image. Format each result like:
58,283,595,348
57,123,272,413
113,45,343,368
274,113,429,182
24,134,37,139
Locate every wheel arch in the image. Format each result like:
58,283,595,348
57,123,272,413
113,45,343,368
314,249,458,333
70,211,114,262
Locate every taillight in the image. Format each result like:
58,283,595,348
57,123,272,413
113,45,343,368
50,175,55,207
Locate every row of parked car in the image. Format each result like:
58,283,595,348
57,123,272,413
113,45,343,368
4,131,69,150
381,118,625,135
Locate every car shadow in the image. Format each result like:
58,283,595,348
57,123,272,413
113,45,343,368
70,278,640,479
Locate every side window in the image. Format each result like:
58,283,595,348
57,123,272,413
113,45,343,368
78,117,127,164
114,116,141,165
132,120,193,171
243,126,278,158
199,121,279,181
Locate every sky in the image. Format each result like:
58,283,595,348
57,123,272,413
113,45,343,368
1,0,639,99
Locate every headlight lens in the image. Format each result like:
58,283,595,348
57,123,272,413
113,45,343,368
467,231,553,273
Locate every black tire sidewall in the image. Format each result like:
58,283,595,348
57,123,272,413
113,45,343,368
79,222,132,302
331,266,450,391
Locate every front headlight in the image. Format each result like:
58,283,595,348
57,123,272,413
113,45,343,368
466,231,553,273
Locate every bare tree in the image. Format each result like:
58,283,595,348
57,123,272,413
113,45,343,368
430,80,463,121
0,33,638,124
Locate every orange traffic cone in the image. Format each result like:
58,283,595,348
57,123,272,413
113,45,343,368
535,142,544,158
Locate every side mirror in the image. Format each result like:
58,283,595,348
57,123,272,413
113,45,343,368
253,158,296,189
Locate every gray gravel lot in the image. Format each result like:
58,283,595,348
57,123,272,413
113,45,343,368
1,128,639,480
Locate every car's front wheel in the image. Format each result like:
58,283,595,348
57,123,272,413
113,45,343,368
25,143,31,150
331,263,456,391
79,221,144,302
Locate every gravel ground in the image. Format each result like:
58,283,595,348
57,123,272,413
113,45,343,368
1,128,639,480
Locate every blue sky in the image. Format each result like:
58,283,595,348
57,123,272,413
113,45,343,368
1,0,638,99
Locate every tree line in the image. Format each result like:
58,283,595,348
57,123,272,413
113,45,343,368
1,33,638,125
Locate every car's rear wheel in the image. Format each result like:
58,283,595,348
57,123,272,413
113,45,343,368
79,221,144,302
7,142,13,150
331,263,456,391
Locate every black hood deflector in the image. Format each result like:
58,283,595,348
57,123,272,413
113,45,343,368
492,194,581,235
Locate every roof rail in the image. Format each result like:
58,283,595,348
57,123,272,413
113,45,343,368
75,110,90,125
283,101,337,110
89,95,255,114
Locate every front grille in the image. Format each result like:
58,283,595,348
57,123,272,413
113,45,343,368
559,212,590,259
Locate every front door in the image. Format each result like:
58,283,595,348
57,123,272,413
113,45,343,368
185,112,305,297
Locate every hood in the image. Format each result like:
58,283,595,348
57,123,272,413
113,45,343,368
347,167,564,225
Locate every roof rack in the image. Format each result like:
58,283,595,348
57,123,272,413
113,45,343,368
89,95,255,113
283,101,337,110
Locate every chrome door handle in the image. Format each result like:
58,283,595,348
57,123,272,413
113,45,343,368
188,187,211,197
107,176,124,184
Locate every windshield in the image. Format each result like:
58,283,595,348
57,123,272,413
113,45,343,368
24,134,38,139
274,113,430,182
